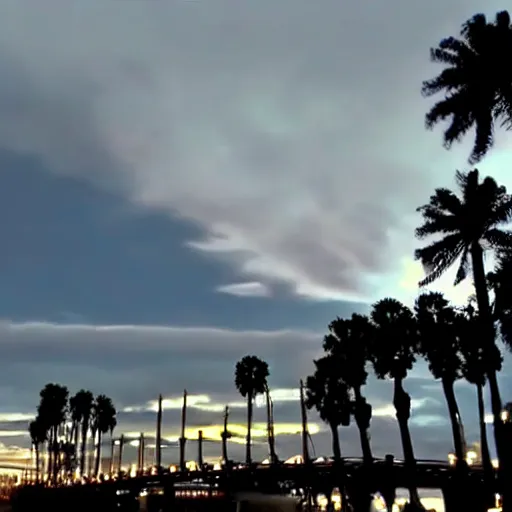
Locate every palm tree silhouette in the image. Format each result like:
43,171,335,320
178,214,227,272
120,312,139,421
323,313,373,464
415,292,467,469
422,11,512,163
72,389,94,476
29,417,47,483
92,395,117,477
415,169,512,469
369,298,424,510
234,355,269,464
458,302,500,482
37,383,69,483
305,355,350,462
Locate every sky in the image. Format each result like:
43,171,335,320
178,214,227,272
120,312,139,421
0,0,511,479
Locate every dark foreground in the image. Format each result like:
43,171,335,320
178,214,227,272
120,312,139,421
9,459,499,512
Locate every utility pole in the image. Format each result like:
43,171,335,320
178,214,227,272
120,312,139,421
138,433,145,473
299,380,310,465
109,438,115,476
179,390,188,472
118,435,125,474
198,430,203,468
155,394,162,472
221,406,230,464
266,385,277,464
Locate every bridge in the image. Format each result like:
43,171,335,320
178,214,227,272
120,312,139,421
11,457,498,512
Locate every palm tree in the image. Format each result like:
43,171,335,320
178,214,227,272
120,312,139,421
422,10,512,163
72,389,94,476
323,313,374,464
92,395,117,477
29,417,47,483
458,303,500,481
37,383,69,482
415,169,512,468
234,355,269,464
415,292,467,468
369,298,423,510
305,355,351,509
305,355,351,463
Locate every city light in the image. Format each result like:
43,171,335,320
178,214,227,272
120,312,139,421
466,450,478,466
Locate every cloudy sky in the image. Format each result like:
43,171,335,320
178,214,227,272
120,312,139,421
0,0,511,474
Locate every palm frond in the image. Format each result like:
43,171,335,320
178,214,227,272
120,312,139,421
414,234,464,286
425,94,466,127
483,228,512,250
470,110,494,163
454,246,471,285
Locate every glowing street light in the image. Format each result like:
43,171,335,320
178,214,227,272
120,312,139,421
466,450,478,466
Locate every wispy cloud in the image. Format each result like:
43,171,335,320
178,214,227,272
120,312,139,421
216,282,271,298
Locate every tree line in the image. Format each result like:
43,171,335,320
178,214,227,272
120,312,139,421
28,385,117,484
234,165,512,510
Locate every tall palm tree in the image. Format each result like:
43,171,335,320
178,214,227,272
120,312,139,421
415,169,512,468
369,298,423,510
323,313,374,464
305,355,351,463
37,383,69,483
72,389,94,476
415,292,467,468
458,303,500,481
422,10,512,164
234,355,269,464
92,395,117,477
29,417,47,483
305,355,351,509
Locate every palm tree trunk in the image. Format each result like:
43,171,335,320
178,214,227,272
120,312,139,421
46,437,52,482
330,422,341,461
353,386,373,464
52,428,59,483
73,423,79,472
246,391,253,464
109,438,115,475
393,377,422,509
94,431,102,477
88,430,96,476
80,420,88,476
35,445,40,483
441,377,466,467
471,244,505,458
477,383,493,479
